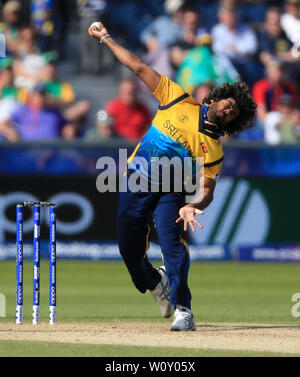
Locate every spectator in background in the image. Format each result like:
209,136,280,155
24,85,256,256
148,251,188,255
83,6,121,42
136,0,186,112
175,32,239,94
40,61,90,127
77,0,107,74
277,105,300,144
212,4,258,87
30,0,55,53
106,79,151,142
140,0,185,51
0,57,27,125
0,84,77,141
170,8,203,68
0,57,28,102
281,0,300,44
0,0,22,56
84,111,115,142
258,7,294,66
13,27,46,90
258,6,300,89
253,59,299,123
264,95,300,144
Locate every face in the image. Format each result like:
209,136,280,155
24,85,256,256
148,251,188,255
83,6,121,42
42,64,56,81
1,68,14,86
279,103,294,117
207,97,239,125
19,28,35,50
286,4,300,17
119,81,137,106
220,9,236,29
183,11,199,32
265,11,281,36
4,10,20,24
172,9,184,24
30,92,46,109
267,65,282,84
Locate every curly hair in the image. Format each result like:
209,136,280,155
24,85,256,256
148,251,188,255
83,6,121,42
203,80,257,135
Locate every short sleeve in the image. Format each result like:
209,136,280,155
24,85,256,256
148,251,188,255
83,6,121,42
61,83,75,103
252,80,267,106
105,99,116,117
204,162,222,182
152,75,187,107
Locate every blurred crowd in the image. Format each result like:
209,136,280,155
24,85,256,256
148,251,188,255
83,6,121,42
0,0,300,145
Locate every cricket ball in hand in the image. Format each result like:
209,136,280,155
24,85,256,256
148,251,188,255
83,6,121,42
91,22,101,31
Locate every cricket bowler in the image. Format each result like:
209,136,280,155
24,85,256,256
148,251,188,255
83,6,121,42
89,22,257,331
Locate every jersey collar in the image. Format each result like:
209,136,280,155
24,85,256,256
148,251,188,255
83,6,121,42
199,103,225,139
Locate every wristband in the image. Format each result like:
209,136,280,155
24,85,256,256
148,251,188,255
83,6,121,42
100,35,111,44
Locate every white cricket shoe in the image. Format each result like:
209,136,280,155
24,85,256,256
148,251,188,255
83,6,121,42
170,305,196,331
149,266,174,318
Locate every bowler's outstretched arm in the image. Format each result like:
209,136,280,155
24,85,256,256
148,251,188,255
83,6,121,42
88,22,161,93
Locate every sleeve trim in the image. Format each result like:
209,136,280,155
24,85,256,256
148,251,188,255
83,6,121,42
204,156,224,168
158,93,189,110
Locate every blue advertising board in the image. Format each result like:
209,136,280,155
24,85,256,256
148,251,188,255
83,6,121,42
1,142,300,177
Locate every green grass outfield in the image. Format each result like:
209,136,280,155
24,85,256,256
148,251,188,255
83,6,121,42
1,339,299,357
0,260,300,357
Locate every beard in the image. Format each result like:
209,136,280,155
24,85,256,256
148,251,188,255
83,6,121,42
206,103,225,126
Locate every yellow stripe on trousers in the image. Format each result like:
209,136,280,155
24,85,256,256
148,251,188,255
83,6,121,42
144,224,151,257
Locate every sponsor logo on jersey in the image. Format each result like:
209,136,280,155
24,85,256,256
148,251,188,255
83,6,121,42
200,142,208,153
178,114,189,123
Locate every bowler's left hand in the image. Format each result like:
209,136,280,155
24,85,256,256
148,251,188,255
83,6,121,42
176,206,204,232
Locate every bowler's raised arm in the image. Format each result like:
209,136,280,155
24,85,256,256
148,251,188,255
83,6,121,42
88,22,161,93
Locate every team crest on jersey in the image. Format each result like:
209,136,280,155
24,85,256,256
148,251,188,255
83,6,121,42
178,114,189,122
200,142,208,153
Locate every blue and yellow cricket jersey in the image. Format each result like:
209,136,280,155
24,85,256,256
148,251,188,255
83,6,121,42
128,75,224,183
